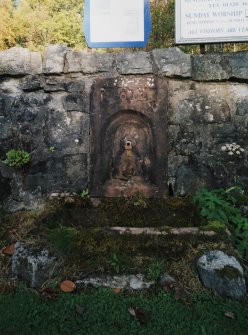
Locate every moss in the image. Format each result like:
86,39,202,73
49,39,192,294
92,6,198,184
158,226,171,233
33,196,203,230
200,220,226,232
217,265,241,280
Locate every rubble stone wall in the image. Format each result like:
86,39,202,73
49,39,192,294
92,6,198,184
0,45,247,211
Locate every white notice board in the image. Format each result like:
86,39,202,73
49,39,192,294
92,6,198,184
84,0,151,48
176,0,248,44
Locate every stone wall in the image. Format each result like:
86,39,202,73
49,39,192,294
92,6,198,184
0,45,247,211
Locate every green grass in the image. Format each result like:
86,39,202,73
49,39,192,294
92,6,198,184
0,288,247,335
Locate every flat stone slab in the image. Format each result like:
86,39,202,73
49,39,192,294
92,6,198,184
107,227,216,236
76,274,154,290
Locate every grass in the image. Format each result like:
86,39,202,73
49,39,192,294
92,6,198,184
0,287,247,335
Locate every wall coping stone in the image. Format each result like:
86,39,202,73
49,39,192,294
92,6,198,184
0,45,248,82
0,47,42,75
192,51,248,81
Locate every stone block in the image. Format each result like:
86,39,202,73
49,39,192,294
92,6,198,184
43,44,69,74
65,51,114,73
21,75,43,91
25,154,88,194
0,47,42,75
116,51,153,74
192,52,248,81
175,164,213,196
152,48,191,78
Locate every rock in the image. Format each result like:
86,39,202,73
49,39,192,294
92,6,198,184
12,242,57,288
0,47,42,75
21,75,43,92
43,45,70,74
174,164,213,196
160,273,176,287
192,52,248,81
116,51,153,74
0,78,22,96
129,274,153,290
152,48,191,78
65,51,114,73
236,99,248,117
197,250,246,300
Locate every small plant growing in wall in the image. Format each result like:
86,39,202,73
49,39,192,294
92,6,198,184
80,188,89,199
3,149,30,168
48,146,56,153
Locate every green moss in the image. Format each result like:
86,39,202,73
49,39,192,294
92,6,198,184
200,220,226,232
158,226,171,233
34,196,203,230
217,265,241,280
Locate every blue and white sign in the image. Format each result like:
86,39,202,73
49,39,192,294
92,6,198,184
84,0,151,48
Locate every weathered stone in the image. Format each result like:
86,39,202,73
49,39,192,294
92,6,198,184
43,76,66,92
65,51,114,73
192,52,248,81
24,154,88,193
0,47,42,75
0,78,22,96
160,273,176,287
43,45,69,74
116,52,153,74
107,226,216,236
236,99,248,116
152,48,191,78
64,80,85,93
0,117,12,139
64,93,85,111
174,164,213,196
21,75,43,91
76,274,154,290
108,227,168,235
12,242,57,288
170,227,216,236
44,104,89,152
197,250,246,300
168,88,231,125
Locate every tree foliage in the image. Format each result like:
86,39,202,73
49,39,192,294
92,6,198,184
0,0,16,50
0,0,85,51
148,0,175,49
0,0,247,52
